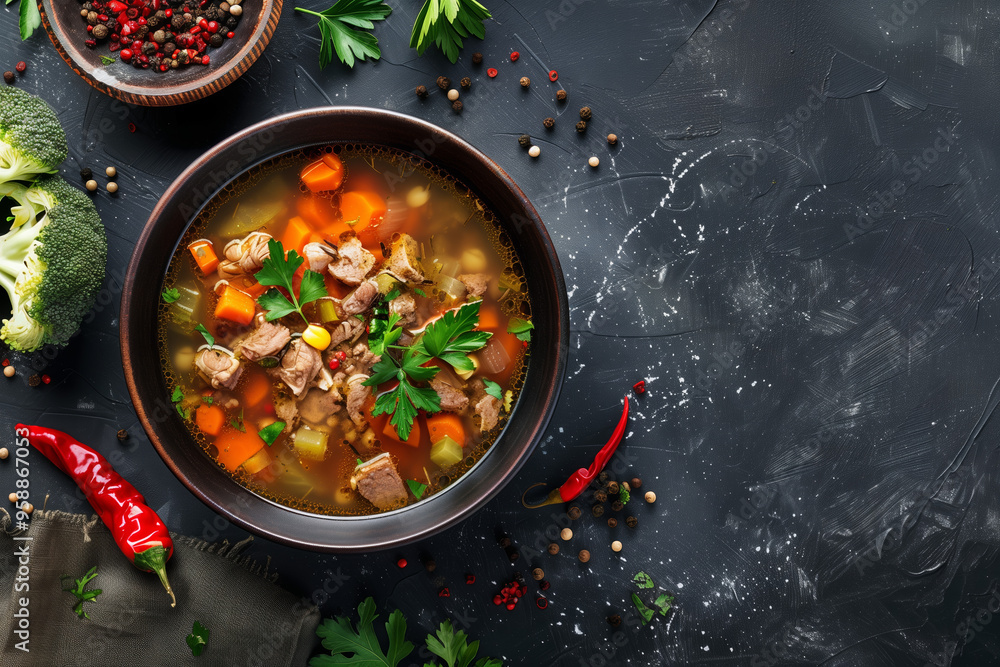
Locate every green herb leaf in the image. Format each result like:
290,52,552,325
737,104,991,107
406,479,427,499
633,571,654,589
171,386,184,403
356,458,363,465
186,620,210,657
482,379,502,402
201,395,213,405
176,404,190,420
258,289,298,321
161,287,181,303
230,408,246,433
258,420,285,446
620,485,630,505
425,619,481,667
631,593,655,626
19,0,40,40
255,239,329,323
414,287,427,297
653,592,674,616
507,317,533,342
295,0,392,69
310,597,414,667
417,301,491,374
299,269,329,307
385,288,401,302
100,55,117,65
195,323,215,348
410,0,491,64
61,566,101,620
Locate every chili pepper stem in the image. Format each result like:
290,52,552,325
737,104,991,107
521,483,565,509
134,545,176,607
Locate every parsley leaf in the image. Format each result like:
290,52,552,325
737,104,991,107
162,287,181,303
406,479,428,499
255,239,329,324
414,287,427,297
61,566,102,620
195,323,215,347
631,593,655,626
230,408,246,433
100,55,117,65
417,301,491,373
620,485,631,505
310,597,413,667
507,317,533,342
19,0,40,40
425,619,482,667
201,395,213,405
258,420,285,446
186,620,210,657
654,593,674,616
171,386,184,403
410,0,491,64
482,379,502,402
633,572,654,589
295,0,392,69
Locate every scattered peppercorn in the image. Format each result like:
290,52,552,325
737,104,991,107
631,477,642,489
106,182,119,193
506,547,519,562
519,76,530,88
518,134,532,148
438,587,450,597
645,491,656,503
3,367,14,378
611,540,623,553
41,374,50,385
542,117,554,129
436,75,450,90
588,156,600,168
579,106,592,120
0,448,8,460
548,69,558,82
607,481,620,495
22,503,32,514
607,133,618,145
424,559,437,572
568,506,581,520
556,89,567,102
607,517,618,528
626,516,638,528
15,61,26,74
632,379,646,394
396,557,407,568
608,614,622,627
472,52,483,65
528,145,540,158
598,471,609,484
465,573,476,584
578,550,590,563
7,493,16,503
447,88,460,101
451,100,463,113
611,500,624,512
595,490,608,503
86,180,98,192
460,76,471,90
532,568,544,581
560,527,573,541
509,51,519,62
540,580,551,591
592,504,605,517
499,536,512,548
576,120,588,133
93,24,109,39
547,543,559,555
116,429,128,441
27,374,40,387
487,67,498,78
3,72,13,85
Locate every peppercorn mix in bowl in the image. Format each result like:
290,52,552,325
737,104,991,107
38,0,280,106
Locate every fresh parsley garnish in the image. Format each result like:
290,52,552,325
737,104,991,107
620,485,631,505
18,0,40,40
385,288,401,302
162,287,181,303
633,572,654,589
195,323,215,347
416,301,492,373
414,287,427,297
410,0,491,64
186,620,210,657
365,345,441,441
201,395,213,405
425,619,502,667
631,593,655,625
256,239,329,324
654,592,674,615
171,386,185,403
356,457,363,465
630,572,674,626
100,55,117,65
482,378,502,402
311,597,413,667
258,421,285,446
61,566,102,619
507,317,533,342
406,479,427,499
295,0,392,69
230,408,246,433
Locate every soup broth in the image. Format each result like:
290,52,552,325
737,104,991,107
158,145,531,515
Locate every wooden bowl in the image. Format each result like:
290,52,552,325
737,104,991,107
38,0,280,106
121,108,570,551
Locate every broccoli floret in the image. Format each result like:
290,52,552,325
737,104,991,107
0,174,106,352
0,87,68,183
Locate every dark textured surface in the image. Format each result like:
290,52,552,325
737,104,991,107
2,1,1000,665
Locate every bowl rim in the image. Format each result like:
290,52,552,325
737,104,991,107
38,0,281,107
120,106,569,551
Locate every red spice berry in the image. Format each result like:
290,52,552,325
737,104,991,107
164,8,172,16
207,20,219,33
128,122,136,133
536,597,548,609
633,380,646,394
159,64,168,71
85,38,97,47
438,587,450,598
2,359,9,367
540,580,550,590
198,17,208,28
336,350,347,361
509,51,519,62
226,31,234,38
487,68,498,78
328,359,340,371
505,602,515,611
87,25,94,32
465,574,476,585
396,557,407,568
201,55,210,65
493,595,502,605
548,69,558,82
41,375,51,385
137,16,147,25
190,25,202,34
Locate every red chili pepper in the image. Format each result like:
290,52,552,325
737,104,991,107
522,396,629,508
17,424,176,606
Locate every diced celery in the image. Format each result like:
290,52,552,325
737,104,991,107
317,298,339,323
430,435,464,468
293,426,328,461
242,448,271,475
169,285,201,326
375,273,401,294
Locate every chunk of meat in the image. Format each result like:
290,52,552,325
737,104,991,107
218,231,272,279
346,375,371,428
303,242,337,273
431,376,468,412
274,394,298,427
389,292,417,326
195,348,242,390
237,321,291,361
458,273,489,297
385,233,424,282
340,280,379,316
328,317,366,348
277,339,323,396
475,394,501,432
298,388,342,424
329,237,375,286
352,454,407,510
343,342,380,376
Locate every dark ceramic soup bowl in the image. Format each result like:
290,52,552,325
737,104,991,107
121,107,568,552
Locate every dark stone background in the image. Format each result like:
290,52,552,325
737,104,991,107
3,0,1000,664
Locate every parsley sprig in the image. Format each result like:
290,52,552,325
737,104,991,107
255,239,328,324
61,566,102,620
186,620,210,657
295,0,392,69
410,0,491,64
425,619,502,667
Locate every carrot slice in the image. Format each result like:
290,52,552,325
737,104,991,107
214,285,256,325
281,216,313,256
427,413,466,447
232,275,268,299
195,403,226,437
243,372,272,407
188,240,219,275
297,195,340,231
339,191,387,238
214,428,265,472
383,418,423,448
477,305,501,331
300,157,344,193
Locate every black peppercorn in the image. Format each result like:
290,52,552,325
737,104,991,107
93,24,109,39
607,517,618,528
472,51,483,65
579,106,592,120
518,134,531,148
608,614,622,627
80,167,93,180
116,429,128,441
576,120,587,133
506,547,519,562
460,76,471,90
513,570,525,584
556,89,567,102
171,15,185,30
568,506,581,520
163,43,176,55
142,42,157,55
607,481,619,495
4,71,15,85
547,543,559,555
436,75,450,90
598,471,608,484
499,536,512,548
225,15,238,28
631,477,642,489
425,559,437,572
594,490,607,503
592,504,605,517
519,76,530,88
209,33,223,47
626,516,638,528
542,117,554,129
28,374,40,387
451,100,463,112
611,500,624,512
415,84,428,98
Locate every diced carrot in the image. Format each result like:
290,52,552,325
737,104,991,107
300,157,344,193
383,417,423,448
214,428,265,472
297,195,340,231
477,305,501,331
243,372,272,407
232,275,268,299
188,240,219,275
339,191,387,237
195,403,226,437
214,285,256,325
281,216,313,256
427,413,466,447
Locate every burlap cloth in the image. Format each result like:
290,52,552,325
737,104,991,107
0,509,319,667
